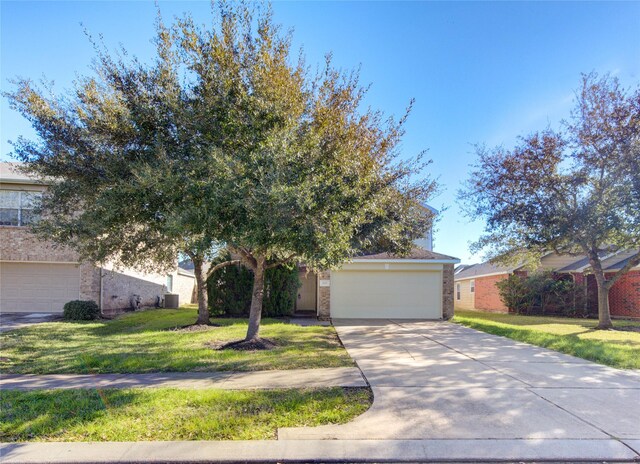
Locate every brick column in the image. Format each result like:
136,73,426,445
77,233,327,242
317,270,331,320
79,263,101,304
442,264,454,320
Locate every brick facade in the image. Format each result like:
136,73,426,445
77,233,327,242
474,273,510,312
1,226,194,314
0,226,100,303
316,270,331,320
607,270,640,318
442,263,455,319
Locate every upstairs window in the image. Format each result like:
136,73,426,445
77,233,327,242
0,190,42,226
470,279,475,293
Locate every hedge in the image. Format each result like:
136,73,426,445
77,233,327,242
207,261,300,317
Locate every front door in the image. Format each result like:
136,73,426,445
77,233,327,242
297,271,317,311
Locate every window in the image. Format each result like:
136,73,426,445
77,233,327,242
166,274,174,293
456,283,461,300
0,190,41,226
470,279,475,293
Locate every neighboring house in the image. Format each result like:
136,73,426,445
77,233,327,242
454,251,640,318
0,162,195,315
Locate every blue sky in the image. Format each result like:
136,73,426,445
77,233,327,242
2,1,639,263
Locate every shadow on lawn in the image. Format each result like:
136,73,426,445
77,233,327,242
0,389,140,442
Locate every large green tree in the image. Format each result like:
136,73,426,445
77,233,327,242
5,2,436,342
460,73,640,329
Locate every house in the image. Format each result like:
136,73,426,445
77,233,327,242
296,208,460,321
0,162,195,315
454,251,640,318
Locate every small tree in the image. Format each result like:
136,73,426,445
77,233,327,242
461,73,640,329
172,4,437,344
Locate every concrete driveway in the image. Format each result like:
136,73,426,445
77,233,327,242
0,313,61,333
280,319,640,459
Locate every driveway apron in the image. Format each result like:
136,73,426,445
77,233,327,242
279,320,640,441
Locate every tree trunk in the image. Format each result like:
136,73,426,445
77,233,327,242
594,277,613,330
246,256,266,341
193,258,210,325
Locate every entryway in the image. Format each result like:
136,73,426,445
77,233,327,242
296,269,317,314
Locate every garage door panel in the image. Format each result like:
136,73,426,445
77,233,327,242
0,262,80,313
330,269,442,319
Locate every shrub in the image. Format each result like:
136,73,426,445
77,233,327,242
63,300,100,320
207,257,301,317
262,266,301,317
496,271,590,317
207,262,254,317
496,274,531,315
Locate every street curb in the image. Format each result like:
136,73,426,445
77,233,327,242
1,439,639,463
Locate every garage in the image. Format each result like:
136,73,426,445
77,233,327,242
330,263,444,319
0,262,80,313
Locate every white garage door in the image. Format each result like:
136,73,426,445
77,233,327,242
0,262,80,313
330,270,442,319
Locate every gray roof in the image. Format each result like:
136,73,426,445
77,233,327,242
356,247,458,261
557,250,640,272
454,264,474,274
557,257,591,272
602,250,640,271
454,261,518,280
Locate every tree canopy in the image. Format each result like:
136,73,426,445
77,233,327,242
5,2,437,340
460,72,640,328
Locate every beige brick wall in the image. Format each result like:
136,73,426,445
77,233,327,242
79,263,101,303
1,226,101,304
0,226,79,262
442,263,454,320
100,266,195,314
174,272,196,305
1,227,194,315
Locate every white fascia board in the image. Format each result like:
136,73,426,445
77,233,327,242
0,259,81,264
0,178,50,186
352,258,460,264
454,270,513,281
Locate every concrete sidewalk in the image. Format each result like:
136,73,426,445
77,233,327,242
2,439,639,463
0,367,366,390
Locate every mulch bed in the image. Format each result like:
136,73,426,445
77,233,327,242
168,323,220,332
615,326,640,333
207,337,278,351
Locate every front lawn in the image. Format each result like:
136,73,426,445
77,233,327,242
0,387,371,442
0,307,352,374
454,310,640,369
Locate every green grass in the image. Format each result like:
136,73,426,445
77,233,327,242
0,387,371,442
0,307,353,374
454,310,640,369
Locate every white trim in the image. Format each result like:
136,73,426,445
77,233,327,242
454,270,512,281
0,260,80,264
352,258,460,264
0,178,49,185
177,268,196,278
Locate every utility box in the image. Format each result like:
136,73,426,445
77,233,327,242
164,293,179,309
